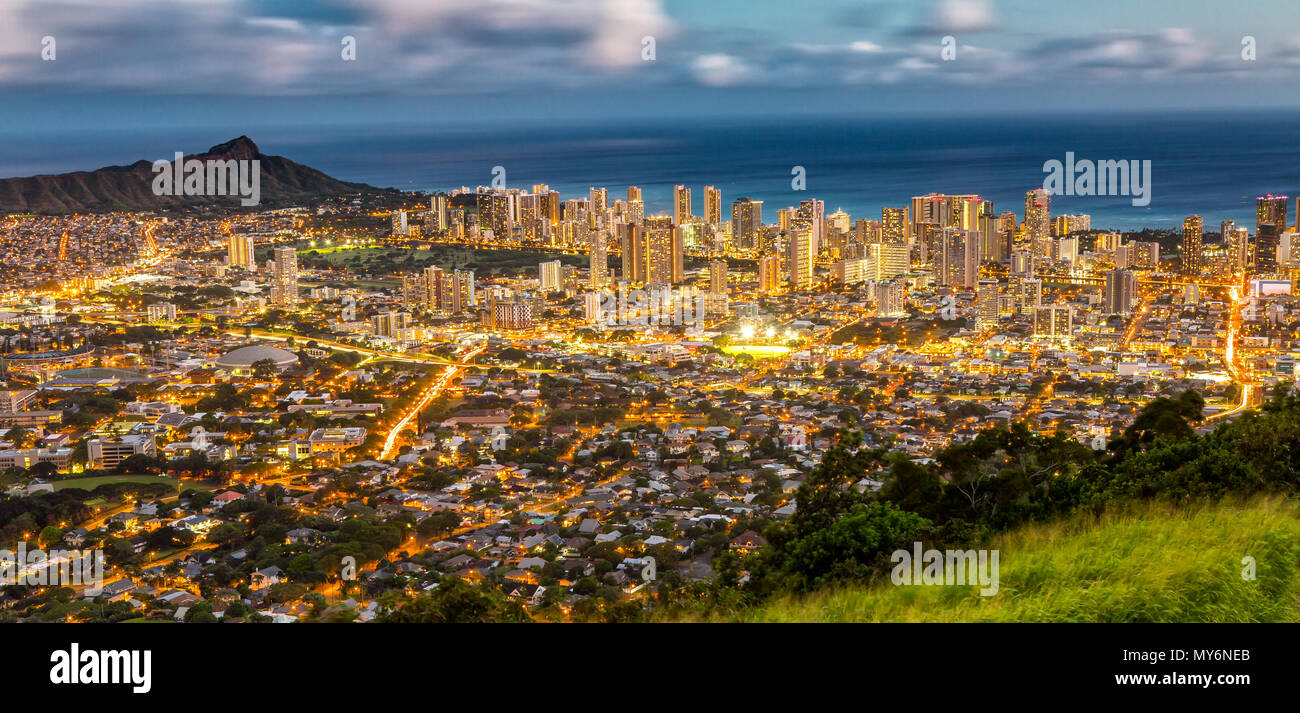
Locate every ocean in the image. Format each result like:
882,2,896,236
3,110,1300,232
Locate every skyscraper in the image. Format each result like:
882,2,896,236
977,279,999,326
703,186,722,227
757,255,781,294
882,207,908,243
228,234,255,272
709,259,728,294
1024,189,1051,258
731,198,763,249
787,226,815,290
874,281,905,317
619,223,645,284
271,246,298,309
643,216,681,284
589,233,608,288
1104,269,1138,315
673,185,692,227
793,199,825,255
1033,304,1073,341
429,193,449,233
539,260,563,292
1181,215,1203,275
1256,195,1288,273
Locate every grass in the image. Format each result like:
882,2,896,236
709,496,1300,623
53,474,214,493
721,345,792,359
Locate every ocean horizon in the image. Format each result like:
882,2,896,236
3,109,1299,232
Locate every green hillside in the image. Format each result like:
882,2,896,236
710,497,1300,623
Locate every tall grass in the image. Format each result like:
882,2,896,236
712,497,1300,622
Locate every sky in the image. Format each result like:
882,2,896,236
1,0,1299,132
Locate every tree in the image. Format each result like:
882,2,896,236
377,578,530,623
250,358,280,381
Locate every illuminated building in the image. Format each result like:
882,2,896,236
228,234,255,271
731,198,763,249
1024,189,1051,258
589,232,609,288
1255,194,1288,273
1104,269,1138,315
882,206,908,243
703,186,722,227
757,255,781,293
1182,215,1203,274
270,246,299,309
977,279,999,325
643,216,681,284
1033,304,1073,341
787,226,815,290
874,281,905,317
673,185,692,226
539,260,563,292
709,259,728,294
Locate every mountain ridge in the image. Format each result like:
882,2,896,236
0,136,397,213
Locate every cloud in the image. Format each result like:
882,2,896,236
691,54,753,87
921,0,995,35
0,0,678,93
0,1,1289,100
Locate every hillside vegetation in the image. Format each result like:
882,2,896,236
706,497,1300,622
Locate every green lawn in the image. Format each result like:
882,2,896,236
688,496,1300,623
53,474,214,493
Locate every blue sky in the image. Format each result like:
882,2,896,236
1,0,1299,131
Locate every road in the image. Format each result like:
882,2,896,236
379,347,483,460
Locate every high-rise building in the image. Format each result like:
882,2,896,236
793,199,825,255
228,234,255,272
874,281,905,317
643,216,682,284
391,210,408,236
271,246,298,309
589,188,608,214
940,228,980,288
977,279,999,326
477,191,514,239
1256,194,1288,273
1033,304,1072,341
619,223,646,284
833,257,875,286
731,198,763,249
539,260,563,292
709,259,728,294
429,194,449,233
757,255,781,293
673,185,692,226
627,186,642,203
703,186,722,227
1182,215,1204,275
1024,189,1051,257
787,226,815,290
1229,227,1250,273
870,243,910,279
1104,269,1138,315
589,233,608,288
370,312,409,339
882,207,908,243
